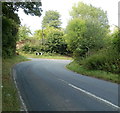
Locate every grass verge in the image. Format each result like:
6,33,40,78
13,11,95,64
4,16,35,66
20,53,73,60
2,55,30,111
66,61,119,84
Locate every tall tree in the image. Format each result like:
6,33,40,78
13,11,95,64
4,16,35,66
42,10,61,29
70,2,109,28
2,2,42,58
66,2,110,58
70,2,110,43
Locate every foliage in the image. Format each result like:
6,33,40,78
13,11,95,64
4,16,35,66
34,26,56,40
65,2,120,76
42,10,62,29
66,2,110,58
44,28,68,55
21,44,41,54
66,61,119,83
65,18,87,57
2,2,42,58
80,28,120,74
2,55,29,111
81,47,120,74
21,53,72,60
70,2,109,29
33,27,69,55
2,2,42,18
2,16,18,58
18,25,31,41
34,29,43,40
112,27,120,52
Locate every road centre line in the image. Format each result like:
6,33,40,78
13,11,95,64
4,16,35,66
58,78,120,110
69,83,120,110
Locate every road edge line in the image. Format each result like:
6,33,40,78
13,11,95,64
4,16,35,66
12,67,28,112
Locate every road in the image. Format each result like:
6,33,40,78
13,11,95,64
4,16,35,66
12,58,119,111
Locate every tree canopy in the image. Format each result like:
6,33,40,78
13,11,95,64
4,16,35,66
66,2,110,58
70,2,109,28
2,2,42,58
42,10,62,29
18,25,31,41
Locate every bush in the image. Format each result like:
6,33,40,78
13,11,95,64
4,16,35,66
44,28,68,55
21,44,42,54
82,48,120,74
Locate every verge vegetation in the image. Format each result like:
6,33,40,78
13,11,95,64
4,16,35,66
2,55,29,111
66,61,119,83
21,53,73,60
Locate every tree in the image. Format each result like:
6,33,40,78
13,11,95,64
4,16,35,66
43,28,67,54
66,2,110,58
18,25,31,41
70,2,109,29
34,29,42,40
2,16,19,57
70,2,109,42
42,10,62,29
34,26,55,40
66,18,87,57
112,27,120,53
2,2,42,58
2,2,42,18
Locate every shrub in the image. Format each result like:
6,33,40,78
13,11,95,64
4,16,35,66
82,48,120,74
44,28,68,55
21,44,42,54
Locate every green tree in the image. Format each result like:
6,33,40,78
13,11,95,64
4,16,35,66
70,2,109,28
34,26,55,40
42,10,62,29
2,16,19,57
18,25,31,41
112,27,120,52
34,29,42,40
44,28,67,54
82,27,120,74
66,18,87,57
66,2,110,58
2,2,42,58
70,2,109,45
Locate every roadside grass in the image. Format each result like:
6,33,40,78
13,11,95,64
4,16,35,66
20,52,73,60
2,55,29,111
66,61,119,83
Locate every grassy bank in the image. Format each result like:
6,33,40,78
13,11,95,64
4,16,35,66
2,55,29,111
66,61,119,83
20,52,73,60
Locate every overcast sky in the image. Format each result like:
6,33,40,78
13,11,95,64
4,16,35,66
18,0,120,33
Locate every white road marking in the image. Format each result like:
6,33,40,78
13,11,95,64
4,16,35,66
12,68,28,112
58,78,119,110
58,78,69,84
68,83,120,110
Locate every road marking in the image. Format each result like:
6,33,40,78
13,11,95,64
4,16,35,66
58,78,69,84
12,68,28,112
68,83,120,110
58,78,120,109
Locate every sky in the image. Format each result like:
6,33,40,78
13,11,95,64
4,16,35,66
18,0,120,33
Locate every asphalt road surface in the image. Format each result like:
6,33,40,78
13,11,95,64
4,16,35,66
13,58,119,111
